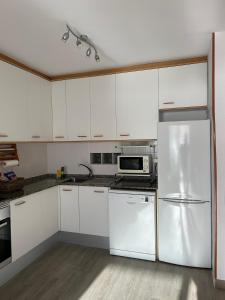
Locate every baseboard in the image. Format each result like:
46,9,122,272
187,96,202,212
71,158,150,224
58,231,109,249
0,233,58,287
214,279,225,289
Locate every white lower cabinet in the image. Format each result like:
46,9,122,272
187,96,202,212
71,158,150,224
79,186,109,237
59,186,79,233
10,187,58,262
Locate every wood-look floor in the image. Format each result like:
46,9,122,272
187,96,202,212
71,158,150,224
0,242,224,300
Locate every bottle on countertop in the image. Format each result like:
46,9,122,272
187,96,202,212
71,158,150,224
56,168,61,180
61,166,66,179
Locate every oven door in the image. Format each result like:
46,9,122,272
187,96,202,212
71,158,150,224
0,217,11,268
118,156,146,174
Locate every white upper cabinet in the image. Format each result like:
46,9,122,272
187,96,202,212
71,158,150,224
52,81,67,141
159,63,207,110
90,75,116,140
66,78,90,141
116,69,158,140
27,74,52,141
0,61,29,141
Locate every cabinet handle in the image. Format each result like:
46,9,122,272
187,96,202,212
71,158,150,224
55,135,65,139
0,222,8,228
163,102,175,105
62,188,73,192
32,135,40,138
120,134,130,137
93,134,103,138
0,133,8,138
77,135,87,138
94,190,104,193
15,200,26,206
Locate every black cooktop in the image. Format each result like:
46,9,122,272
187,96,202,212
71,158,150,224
110,176,157,191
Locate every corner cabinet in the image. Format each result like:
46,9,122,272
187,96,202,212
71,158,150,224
0,61,29,142
79,186,109,237
116,69,158,140
66,78,91,141
159,63,207,110
90,75,116,140
10,187,58,262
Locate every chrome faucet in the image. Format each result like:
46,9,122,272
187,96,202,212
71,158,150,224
79,164,94,178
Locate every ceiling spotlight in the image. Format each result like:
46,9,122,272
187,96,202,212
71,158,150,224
61,30,70,42
95,53,100,62
86,47,91,57
76,38,82,47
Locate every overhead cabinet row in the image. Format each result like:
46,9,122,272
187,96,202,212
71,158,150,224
0,60,207,142
52,62,207,141
52,70,158,141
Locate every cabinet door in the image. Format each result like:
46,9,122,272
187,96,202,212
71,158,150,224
116,69,158,140
10,194,43,261
90,75,116,140
60,186,79,233
159,63,207,109
27,74,52,141
66,78,90,140
40,187,59,239
79,186,108,236
52,81,67,141
0,61,29,141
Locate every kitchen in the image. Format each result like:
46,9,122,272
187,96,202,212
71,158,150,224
0,1,225,299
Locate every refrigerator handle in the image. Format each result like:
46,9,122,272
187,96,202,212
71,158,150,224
161,199,210,204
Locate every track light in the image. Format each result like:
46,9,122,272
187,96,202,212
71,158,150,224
86,48,91,57
61,30,69,42
61,24,100,62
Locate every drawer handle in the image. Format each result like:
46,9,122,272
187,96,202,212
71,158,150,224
32,135,40,138
94,190,104,193
93,134,103,138
0,222,8,228
55,135,65,138
0,133,8,138
163,102,175,105
120,134,130,137
62,189,73,192
15,200,26,206
77,135,87,138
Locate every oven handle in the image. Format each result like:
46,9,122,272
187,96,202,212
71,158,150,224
0,222,8,229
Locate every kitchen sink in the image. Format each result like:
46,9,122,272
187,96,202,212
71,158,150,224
64,177,89,183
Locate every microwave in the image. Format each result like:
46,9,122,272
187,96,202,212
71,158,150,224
117,155,151,174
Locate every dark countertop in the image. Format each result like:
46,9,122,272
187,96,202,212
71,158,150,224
0,174,157,202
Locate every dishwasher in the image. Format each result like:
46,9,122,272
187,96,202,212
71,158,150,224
109,190,156,261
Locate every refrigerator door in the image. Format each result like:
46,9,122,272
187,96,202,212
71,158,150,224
158,120,211,201
158,198,211,268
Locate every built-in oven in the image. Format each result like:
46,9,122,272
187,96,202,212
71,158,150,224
117,155,152,175
0,201,11,269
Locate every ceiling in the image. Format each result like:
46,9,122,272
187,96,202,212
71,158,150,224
0,0,225,76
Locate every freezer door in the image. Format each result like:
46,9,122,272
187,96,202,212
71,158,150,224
158,120,211,201
158,199,211,268
109,192,155,255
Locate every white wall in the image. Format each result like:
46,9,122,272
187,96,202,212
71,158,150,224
47,142,119,175
12,143,48,178
214,31,225,281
